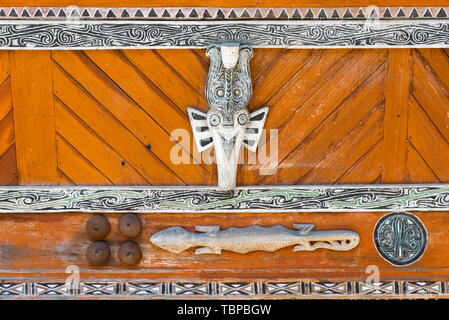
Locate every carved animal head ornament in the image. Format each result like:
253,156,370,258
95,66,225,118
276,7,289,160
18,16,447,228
188,43,268,190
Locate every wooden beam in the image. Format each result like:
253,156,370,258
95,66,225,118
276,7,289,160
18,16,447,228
382,49,411,183
10,51,57,185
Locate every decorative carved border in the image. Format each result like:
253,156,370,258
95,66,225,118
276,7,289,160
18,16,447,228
0,7,449,20
0,280,446,298
1,184,449,213
0,20,448,49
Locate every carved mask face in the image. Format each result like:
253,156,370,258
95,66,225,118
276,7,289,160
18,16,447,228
206,107,250,159
188,44,269,190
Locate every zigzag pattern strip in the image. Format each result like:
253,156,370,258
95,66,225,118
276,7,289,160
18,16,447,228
1,185,449,212
0,22,448,49
0,7,449,20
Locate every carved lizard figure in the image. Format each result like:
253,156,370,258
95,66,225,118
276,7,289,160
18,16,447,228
150,224,360,255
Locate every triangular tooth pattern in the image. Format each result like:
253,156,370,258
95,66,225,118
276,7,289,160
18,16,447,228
266,9,276,18
228,9,237,18
348,7,359,18
297,8,310,18
397,8,406,17
152,8,165,18
401,7,413,18
291,9,301,19
324,8,335,19
216,9,225,18
243,8,257,18
220,8,231,17
415,7,428,18
240,10,250,18
256,8,268,18
232,8,245,18
207,8,219,18
437,8,448,18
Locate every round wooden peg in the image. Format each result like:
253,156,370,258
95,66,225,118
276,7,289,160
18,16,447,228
118,214,142,238
118,241,142,266
86,214,111,240
86,241,111,266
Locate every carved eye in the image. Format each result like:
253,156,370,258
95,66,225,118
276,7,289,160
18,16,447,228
216,88,225,98
209,114,221,127
237,113,248,125
233,88,242,98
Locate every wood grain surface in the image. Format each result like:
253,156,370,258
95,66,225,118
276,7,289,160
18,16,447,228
0,48,449,282
0,211,445,282
2,49,449,186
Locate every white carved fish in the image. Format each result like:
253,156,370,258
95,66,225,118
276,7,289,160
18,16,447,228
150,224,359,254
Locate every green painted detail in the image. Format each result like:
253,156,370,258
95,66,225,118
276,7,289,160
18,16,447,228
159,189,321,210
329,187,449,209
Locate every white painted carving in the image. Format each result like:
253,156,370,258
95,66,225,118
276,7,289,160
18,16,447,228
150,224,360,254
188,43,268,190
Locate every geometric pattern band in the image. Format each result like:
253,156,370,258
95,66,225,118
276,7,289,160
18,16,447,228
0,21,449,49
1,184,449,213
1,7,449,21
0,281,447,298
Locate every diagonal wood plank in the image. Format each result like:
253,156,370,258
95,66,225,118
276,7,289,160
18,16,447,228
0,144,17,185
0,112,14,159
119,49,208,114
261,62,387,184
406,142,439,183
299,103,384,184
57,169,74,186
250,49,317,110
251,49,287,81
0,78,12,123
412,50,449,144
56,135,112,185
337,141,383,184
53,63,208,184
55,100,149,185
155,49,208,99
259,49,354,132
408,95,449,182
0,51,9,87
52,51,209,179
52,65,190,185
417,48,449,94
52,50,190,136
254,50,386,174
256,49,387,175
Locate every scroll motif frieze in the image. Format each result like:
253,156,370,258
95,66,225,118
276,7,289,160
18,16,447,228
0,21,448,49
1,185,449,213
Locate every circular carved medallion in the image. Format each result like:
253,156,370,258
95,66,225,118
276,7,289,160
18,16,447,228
373,212,427,266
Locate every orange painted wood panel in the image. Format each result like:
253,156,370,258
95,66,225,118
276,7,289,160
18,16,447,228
0,211,445,281
10,51,57,185
0,47,449,285
0,145,17,185
382,49,410,183
1,48,449,187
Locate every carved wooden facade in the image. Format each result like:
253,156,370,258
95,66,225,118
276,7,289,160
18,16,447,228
1,0,449,299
